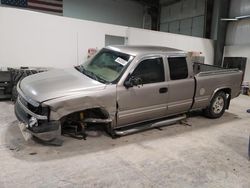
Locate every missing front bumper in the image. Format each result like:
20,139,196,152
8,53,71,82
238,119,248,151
15,98,61,141
18,122,32,141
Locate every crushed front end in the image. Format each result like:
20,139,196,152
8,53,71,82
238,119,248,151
14,83,61,142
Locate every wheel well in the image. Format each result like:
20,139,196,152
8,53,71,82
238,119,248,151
59,108,110,139
219,88,231,95
60,108,110,123
216,88,231,109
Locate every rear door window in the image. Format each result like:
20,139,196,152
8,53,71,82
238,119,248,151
168,57,188,80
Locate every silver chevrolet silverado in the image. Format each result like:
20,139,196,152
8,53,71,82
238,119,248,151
15,46,243,141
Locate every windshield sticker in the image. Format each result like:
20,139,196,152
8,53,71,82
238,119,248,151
115,57,128,66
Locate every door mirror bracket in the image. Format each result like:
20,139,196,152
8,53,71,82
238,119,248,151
124,76,143,89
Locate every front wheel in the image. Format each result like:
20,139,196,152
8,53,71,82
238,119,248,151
204,91,227,119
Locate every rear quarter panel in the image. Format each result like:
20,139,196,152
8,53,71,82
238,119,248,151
193,71,242,110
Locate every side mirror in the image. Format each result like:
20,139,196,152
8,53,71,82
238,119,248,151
124,76,143,88
124,79,133,88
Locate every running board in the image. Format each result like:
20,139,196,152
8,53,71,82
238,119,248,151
114,114,186,136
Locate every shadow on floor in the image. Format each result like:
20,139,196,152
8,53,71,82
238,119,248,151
219,134,250,160
4,111,241,162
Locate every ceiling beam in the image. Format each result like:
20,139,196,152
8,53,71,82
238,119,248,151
130,0,160,8
160,0,180,6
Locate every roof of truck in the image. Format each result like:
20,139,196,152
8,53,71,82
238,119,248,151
106,45,186,56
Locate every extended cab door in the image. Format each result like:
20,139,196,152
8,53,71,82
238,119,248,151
165,56,195,115
116,56,169,127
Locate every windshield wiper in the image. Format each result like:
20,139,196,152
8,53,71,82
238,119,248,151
79,66,108,84
94,74,109,84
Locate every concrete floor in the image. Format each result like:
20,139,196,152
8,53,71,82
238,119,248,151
0,95,250,188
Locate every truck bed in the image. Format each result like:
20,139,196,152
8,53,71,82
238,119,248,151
193,63,239,77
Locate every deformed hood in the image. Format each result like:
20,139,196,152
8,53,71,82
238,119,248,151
19,68,106,103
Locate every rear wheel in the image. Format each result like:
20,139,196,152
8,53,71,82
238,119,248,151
204,91,227,119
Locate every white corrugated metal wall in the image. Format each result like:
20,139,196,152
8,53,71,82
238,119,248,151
160,0,206,37
224,0,250,82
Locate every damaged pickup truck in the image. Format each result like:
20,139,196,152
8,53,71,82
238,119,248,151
15,45,243,142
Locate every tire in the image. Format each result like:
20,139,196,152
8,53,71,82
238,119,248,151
204,91,227,119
